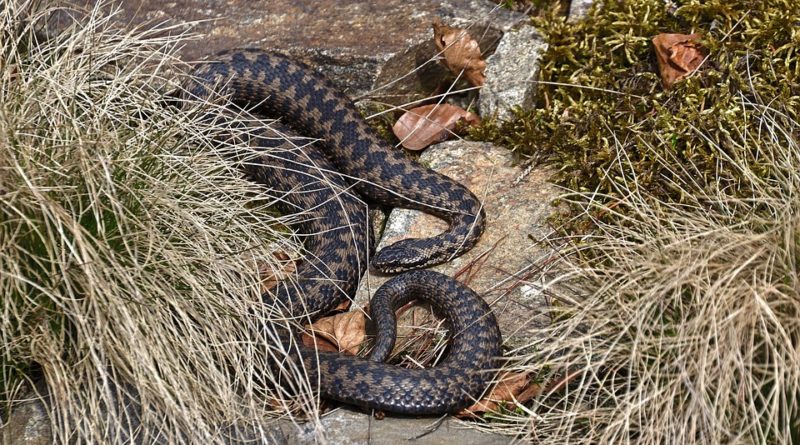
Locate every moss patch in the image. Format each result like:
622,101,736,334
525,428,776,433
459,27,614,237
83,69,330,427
474,0,799,213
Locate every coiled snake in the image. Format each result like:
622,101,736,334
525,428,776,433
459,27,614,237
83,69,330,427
182,49,501,415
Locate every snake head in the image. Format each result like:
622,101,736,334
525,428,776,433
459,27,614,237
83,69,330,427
370,238,444,274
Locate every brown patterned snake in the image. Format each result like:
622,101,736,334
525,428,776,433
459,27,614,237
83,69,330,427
182,49,501,414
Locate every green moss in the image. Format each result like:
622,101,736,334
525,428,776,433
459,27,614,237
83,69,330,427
473,0,800,215
358,102,399,145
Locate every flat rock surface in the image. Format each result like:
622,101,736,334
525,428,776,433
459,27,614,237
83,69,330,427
59,0,527,101
290,409,512,445
1,392,513,445
0,392,51,445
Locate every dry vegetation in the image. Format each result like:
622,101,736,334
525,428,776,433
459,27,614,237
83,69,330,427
1,2,328,443
485,99,800,444
471,1,799,443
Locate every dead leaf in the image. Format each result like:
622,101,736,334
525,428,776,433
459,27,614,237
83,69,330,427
457,372,541,418
333,298,352,312
393,103,480,150
652,33,708,88
433,18,486,87
302,311,366,355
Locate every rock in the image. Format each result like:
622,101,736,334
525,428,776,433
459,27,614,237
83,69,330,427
357,141,559,343
568,0,596,22
287,408,513,445
0,384,510,445
289,409,370,445
0,380,292,445
56,0,529,103
360,411,512,445
479,25,548,121
1,384,51,445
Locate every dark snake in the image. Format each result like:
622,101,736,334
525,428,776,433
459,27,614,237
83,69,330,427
182,49,502,415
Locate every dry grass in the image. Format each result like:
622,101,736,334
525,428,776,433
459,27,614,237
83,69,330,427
482,98,800,443
0,1,330,443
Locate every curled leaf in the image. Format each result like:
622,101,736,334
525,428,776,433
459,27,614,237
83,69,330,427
652,33,708,88
457,372,540,418
392,103,480,150
302,311,366,356
433,18,486,87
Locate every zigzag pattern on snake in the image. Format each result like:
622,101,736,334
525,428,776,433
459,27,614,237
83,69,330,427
182,49,501,415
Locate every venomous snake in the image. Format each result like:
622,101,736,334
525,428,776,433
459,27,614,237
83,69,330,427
182,49,501,415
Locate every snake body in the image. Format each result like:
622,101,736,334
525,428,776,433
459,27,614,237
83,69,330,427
183,49,501,414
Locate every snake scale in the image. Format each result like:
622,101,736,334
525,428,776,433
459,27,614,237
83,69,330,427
182,49,502,415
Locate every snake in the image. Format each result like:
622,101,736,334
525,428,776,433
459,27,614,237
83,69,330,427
181,49,502,415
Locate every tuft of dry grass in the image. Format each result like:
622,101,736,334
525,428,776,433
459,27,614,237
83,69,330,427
483,98,800,443
0,1,329,442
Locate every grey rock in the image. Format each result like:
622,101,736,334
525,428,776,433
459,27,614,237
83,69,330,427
0,380,292,445
58,0,529,104
438,0,529,32
0,384,511,445
285,408,514,445
1,385,51,445
568,0,596,22
479,25,548,121
364,413,512,445
291,409,370,445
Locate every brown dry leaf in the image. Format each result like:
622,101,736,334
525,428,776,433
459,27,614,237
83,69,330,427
432,18,486,86
302,310,366,355
652,33,708,88
333,298,352,312
393,103,480,150
457,372,541,418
